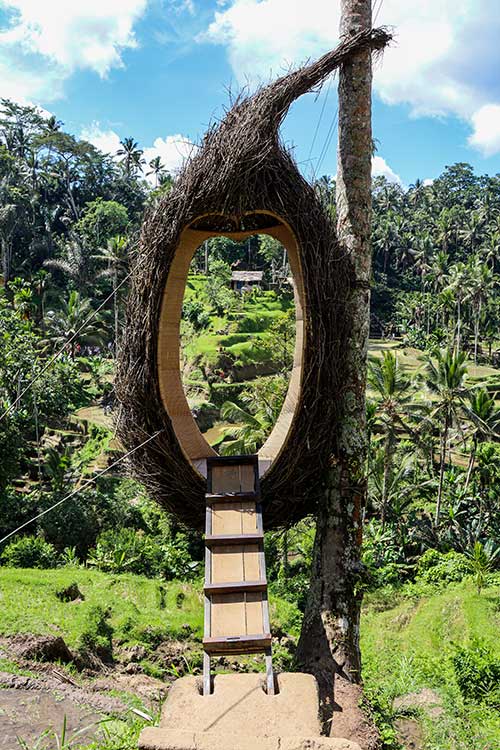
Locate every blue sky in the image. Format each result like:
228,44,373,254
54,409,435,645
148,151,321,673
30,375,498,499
1,0,500,187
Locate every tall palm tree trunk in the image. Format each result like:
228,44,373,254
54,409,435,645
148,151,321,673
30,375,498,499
456,298,461,354
2,236,12,283
381,429,394,529
113,268,120,356
473,299,482,365
436,414,449,525
296,0,373,736
464,431,479,494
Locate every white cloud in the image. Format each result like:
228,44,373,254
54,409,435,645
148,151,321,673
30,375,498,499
204,0,339,84
468,104,500,156
0,0,148,102
204,0,500,155
423,178,434,187
143,135,198,180
372,155,402,185
80,123,197,184
80,122,122,155
0,57,63,103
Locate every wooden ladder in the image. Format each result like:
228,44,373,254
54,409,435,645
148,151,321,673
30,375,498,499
203,455,275,696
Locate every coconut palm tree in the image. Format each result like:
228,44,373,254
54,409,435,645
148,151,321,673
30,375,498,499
480,230,500,273
373,215,395,274
31,269,52,330
0,203,18,283
465,256,495,363
93,235,129,353
44,115,62,134
45,290,107,357
423,348,469,525
146,156,166,188
459,211,484,252
368,450,416,534
368,351,415,529
462,388,500,492
218,378,286,455
445,263,467,353
218,401,272,455
428,250,449,295
44,236,94,295
436,207,456,253
474,189,499,227
117,137,144,178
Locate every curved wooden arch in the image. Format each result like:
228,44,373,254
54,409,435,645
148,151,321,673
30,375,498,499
157,213,305,478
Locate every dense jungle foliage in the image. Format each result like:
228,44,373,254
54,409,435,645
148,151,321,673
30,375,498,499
1,99,499,749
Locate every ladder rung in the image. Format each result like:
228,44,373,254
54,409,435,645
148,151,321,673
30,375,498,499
206,454,258,467
204,580,267,595
206,492,258,504
203,633,272,655
205,533,263,547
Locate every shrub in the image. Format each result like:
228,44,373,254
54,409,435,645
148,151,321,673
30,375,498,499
0,487,38,542
87,528,200,580
361,521,407,590
1,535,58,569
182,299,210,330
40,483,141,557
271,561,311,612
466,541,500,594
416,549,469,584
87,528,161,577
77,604,114,661
452,639,500,705
159,539,200,581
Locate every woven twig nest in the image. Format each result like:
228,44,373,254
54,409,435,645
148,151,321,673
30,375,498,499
116,28,391,530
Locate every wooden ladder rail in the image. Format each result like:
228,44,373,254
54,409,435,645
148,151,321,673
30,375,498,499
203,455,275,696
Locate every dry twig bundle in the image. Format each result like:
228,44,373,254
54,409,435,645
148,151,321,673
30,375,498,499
116,28,391,530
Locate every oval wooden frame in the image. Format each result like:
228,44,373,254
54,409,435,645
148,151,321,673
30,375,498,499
157,212,305,478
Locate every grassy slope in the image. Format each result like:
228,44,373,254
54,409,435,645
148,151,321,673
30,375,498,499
0,568,300,650
183,276,293,364
0,568,204,648
361,578,500,749
1,568,500,747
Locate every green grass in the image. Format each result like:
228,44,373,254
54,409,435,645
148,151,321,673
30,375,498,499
2,568,500,748
182,279,293,364
0,567,301,653
361,578,500,749
0,568,204,649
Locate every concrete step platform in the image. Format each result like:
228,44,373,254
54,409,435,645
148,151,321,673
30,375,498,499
138,674,361,750
140,727,360,750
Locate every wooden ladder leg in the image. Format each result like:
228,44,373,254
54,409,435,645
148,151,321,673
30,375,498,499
265,647,275,695
203,651,211,696
203,477,213,696
254,457,275,696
